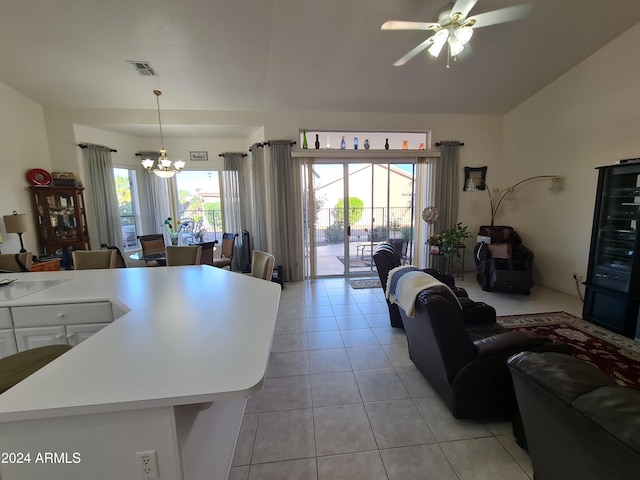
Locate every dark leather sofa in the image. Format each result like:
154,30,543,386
508,352,640,480
373,242,495,329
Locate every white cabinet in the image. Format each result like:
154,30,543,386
0,308,12,328
14,326,67,352
0,329,17,357
66,323,110,346
2,302,114,356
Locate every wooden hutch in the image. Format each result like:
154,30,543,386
28,186,90,267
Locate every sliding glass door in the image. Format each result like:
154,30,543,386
308,160,417,278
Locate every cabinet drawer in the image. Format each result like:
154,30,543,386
12,302,113,328
0,307,12,328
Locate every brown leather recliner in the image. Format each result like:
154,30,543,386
400,285,566,419
373,242,497,329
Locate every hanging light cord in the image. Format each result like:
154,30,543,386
154,89,165,151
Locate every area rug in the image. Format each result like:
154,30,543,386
498,311,640,390
348,278,382,289
337,256,373,268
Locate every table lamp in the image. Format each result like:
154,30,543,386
3,211,28,253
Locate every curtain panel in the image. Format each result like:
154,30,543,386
250,143,270,254
268,140,304,282
433,141,462,232
221,152,246,271
82,144,123,249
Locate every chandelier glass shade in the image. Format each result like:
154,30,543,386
141,90,185,178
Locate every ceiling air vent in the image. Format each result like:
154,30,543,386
127,61,158,76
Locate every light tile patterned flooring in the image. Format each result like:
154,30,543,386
229,277,584,480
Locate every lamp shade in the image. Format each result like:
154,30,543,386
3,212,29,234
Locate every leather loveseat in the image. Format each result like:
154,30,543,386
508,351,640,480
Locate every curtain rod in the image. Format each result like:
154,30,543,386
78,143,117,153
435,142,464,147
219,153,248,157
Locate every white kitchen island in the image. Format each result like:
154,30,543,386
0,266,281,480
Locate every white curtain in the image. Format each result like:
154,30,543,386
82,144,123,249
138,151,170,236
221,152,246,271
250,143,269,253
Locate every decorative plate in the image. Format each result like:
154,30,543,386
26,168,52,186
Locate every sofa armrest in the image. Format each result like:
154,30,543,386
474,331,545,358
459,298,496,324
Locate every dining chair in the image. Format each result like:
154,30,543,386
72,250,116,270
165,245,202,266
250,250,275,281
138,234,166,266
211,233,238,270
199,240,219,266
100,243,127,268
0,252,34,272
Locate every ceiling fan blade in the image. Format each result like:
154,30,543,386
469,4,532,28
393,37,434,66
381,21,439,31
450,0,478,19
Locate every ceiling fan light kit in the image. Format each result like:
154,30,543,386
382,0,530,68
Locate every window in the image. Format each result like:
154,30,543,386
113,168,141,250
175,171,221,242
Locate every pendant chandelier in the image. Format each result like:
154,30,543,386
141,90,185,178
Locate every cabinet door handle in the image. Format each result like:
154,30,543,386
57,312,65,318
66,333,74,340
55,334,64,340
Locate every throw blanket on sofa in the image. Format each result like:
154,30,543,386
386,265,457,317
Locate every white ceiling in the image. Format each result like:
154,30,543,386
1,0,639,137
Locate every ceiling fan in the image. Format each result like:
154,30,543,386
382,0,531,68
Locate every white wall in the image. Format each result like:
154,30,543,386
503,23,640,296
0,82,51,254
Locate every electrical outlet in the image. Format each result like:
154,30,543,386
136,450,159,479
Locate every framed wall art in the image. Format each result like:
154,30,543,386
190,151,208,161
463,166,487,191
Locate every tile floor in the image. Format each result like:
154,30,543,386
229,277,584,480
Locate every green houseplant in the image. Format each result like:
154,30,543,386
438,223,471,257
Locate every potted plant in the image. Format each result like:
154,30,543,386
439,223,471,257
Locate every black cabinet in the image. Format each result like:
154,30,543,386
583,162,640,339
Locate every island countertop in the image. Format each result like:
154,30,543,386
0,266,281,422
